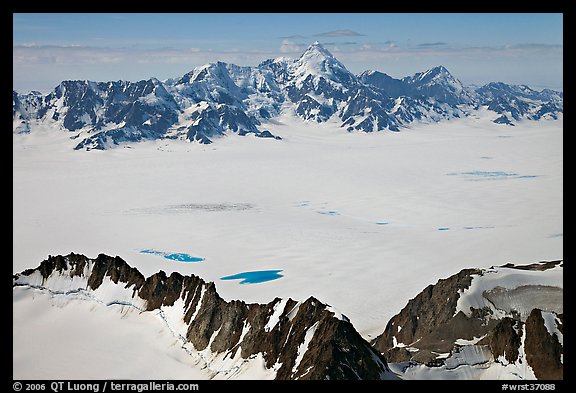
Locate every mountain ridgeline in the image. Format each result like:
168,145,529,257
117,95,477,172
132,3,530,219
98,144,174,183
13,43,562,150
13,253,396,380
372,261,563,379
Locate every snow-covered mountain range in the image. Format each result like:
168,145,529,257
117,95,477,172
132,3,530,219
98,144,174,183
13,42,563,150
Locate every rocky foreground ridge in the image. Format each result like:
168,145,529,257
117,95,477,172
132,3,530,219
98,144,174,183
13,253,395,380
13,254,563,379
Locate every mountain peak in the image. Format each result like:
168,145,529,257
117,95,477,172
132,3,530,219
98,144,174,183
405,65,465,96
413,65,454,82
431,65,449,73
302,41,334,59
289,41,355,87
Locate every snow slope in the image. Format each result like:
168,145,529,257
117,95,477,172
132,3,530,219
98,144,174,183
13,111,562,371
13,285,212,379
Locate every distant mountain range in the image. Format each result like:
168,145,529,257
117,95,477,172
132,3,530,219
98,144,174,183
13,42,563,150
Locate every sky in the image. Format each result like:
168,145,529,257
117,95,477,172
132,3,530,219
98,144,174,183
13,13,563,93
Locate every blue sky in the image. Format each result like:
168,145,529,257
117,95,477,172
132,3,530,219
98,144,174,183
13,13,563,93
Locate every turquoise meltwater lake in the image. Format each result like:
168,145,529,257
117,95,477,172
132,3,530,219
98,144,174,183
140,249,205,262
220,270,284,284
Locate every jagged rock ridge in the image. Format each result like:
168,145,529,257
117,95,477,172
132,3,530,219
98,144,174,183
13,253,396,380
13,43,562,150
372,260,563,380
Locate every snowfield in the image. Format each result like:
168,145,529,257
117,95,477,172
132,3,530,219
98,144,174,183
13,111,562,378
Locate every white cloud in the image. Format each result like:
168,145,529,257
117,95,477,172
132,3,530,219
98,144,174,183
279,39,305,54
314,29,365,37
12,44,275,92
12,42,563,93
278,34,307,39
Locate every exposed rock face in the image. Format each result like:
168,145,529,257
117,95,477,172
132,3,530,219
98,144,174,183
372,260,563,379
13,43,562,150
524,309,563,380
372,268,490,363
13,253,395,380
487,317,522,364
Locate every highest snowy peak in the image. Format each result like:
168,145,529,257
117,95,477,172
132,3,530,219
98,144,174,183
304,41,334,58
288,42,356,87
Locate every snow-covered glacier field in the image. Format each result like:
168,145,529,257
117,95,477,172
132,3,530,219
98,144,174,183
13,112,562,378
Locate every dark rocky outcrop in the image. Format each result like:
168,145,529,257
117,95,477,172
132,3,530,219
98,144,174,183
500,260,562,271
372,260,563,379
371,267,486,360
524,309,563,380
13,253,395,380
485,317,522,363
